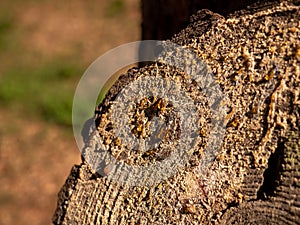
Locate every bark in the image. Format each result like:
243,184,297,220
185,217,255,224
53,0,300,224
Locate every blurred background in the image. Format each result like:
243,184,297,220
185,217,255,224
0,0,266,224
0,0,140,224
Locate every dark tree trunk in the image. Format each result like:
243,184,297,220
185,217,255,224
141,0,274,40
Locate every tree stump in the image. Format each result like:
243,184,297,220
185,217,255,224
53,1,300,224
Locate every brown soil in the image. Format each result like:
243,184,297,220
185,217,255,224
17,0,140,62
0,109,81,225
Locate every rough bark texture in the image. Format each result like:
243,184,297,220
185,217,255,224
53,0,300,224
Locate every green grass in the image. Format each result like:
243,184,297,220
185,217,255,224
0,8,107,127
0,56,112,127
39,92,74,126
105,0,125,17
0,1,124,129
0,12,14,51
0,4,84,128
0,59,84,126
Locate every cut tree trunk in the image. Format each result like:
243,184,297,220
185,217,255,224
53,0,300,224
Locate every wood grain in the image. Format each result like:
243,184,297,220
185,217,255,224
53,1,300,224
